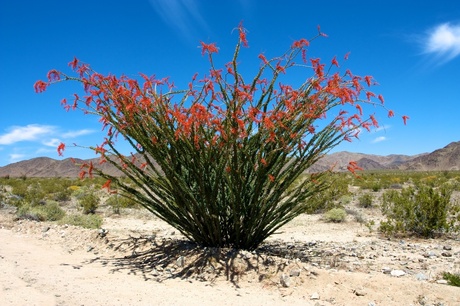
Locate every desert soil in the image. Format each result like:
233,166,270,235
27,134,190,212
1,203,459,306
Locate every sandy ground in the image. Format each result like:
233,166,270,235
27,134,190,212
1,205,459,306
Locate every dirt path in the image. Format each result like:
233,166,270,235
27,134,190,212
1,211,459,305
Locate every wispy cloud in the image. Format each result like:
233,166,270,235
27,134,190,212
372,136,387,143
0,124,55,145
63,129,94,138
149,0,209,41
422,23,460,65
43,138,61,147
373,125,390,133
9,153,26,162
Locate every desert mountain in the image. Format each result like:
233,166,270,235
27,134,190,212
398,141,460,171
0,141,459,178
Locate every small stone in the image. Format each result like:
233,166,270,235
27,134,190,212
42,226,50,233
86,246,94,252
240,250,252,259
289,269,301,277
390,270,406,277
415,273,428,281
436,279,448,284
98,228,108,238
353,289,366,296
176,256,186,267
151,268,160,276
443,245,452,251
382,267,392,274
310,292,320,300
280,274,291,288
441,252,452,257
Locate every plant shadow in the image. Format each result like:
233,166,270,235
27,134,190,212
86,234,332,287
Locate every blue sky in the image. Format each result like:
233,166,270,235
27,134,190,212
1,0,460,166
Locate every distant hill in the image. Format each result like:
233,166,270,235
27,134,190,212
398,141,460,171
0,141,459,178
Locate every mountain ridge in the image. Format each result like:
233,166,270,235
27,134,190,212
1,141,459,177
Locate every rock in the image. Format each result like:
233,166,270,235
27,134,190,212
289,269,301,277
42,226,50,233
280,274,291,288
353,289,366,296
436,279,448,284
390,270,406,277
382,267,392,274
441,252,452,257
151,268,160,276
86,246,94,252
239,250,252,259
176,256,185,267
443,245,452,251
98,228,108,238
415,273,428,281
310,292,320,300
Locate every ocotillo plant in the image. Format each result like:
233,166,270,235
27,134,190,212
35,24,404,250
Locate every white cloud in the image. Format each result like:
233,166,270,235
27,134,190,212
149,0,209,41
63,129,94,138
372,136,387,143
423,23,460,64
0,124,55,145
373,125,390,133
9,153,26,162
43,138,61,147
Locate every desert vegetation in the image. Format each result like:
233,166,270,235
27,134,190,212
1,170,459,237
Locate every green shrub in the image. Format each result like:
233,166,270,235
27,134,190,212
53,188,72,202
324,208,347,223
59,213,103,229
37,25,396,250
16,201,65,221
358,193,373,208
79,192,99,214
105,194,139,214
379,183,460,237
307,174,351,213
443,272,460,287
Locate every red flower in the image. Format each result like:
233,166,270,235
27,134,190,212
102,180,112,190
347,161,363,176
387,110,395,118
200,42,219,55
68,57,79,69
331,56,339,67
34,80,48,93
57,142,65,156
88,161,94,178
291,38,309,49
258,53,268,65
268,174,275,182
364,75,372,87
369,114,379,127
355,104,363,115
402,115,409,125
276,62,286,74
47,70,61,82
238,21,249,47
